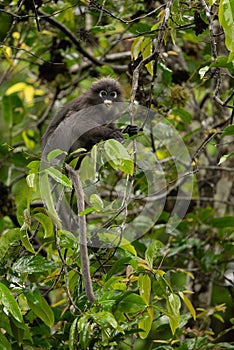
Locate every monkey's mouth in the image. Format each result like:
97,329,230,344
103,99,112,107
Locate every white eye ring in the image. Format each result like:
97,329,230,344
99,90,107,98
109,91,117,99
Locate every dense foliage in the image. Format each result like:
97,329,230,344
0,0,234,349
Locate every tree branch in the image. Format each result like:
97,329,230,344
129,0,175,116
38,10,103,67
65,164,95,303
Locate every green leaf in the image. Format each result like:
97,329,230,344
47,149,67,162
43,167,72,189
78,207,95,216
79,155,96,184
90,193,104,210
69,317,78,350
92,311,118,329
0,332,12,350
33,212,54,238
171,108,192,124
39,173,62,228
20,229,36,254
179,292,196,320
141,37,153,75
138,274,151,304
22,129,35,149
12,255,58,274
154,273,171,299
77,316,91,348
120,241,137,256
158,62,172,85
166,293,181,334
129,22,151,35
145,240,164,268
104,139,134,175
219,0,234,58
210,56,233,69
89,25,116,33
221,125,234,137
26,173,36,189
0,228,21,262
218,151,234,165
116,293,147,313
138,307,154,339
2,94,24,126
0,282,23,323
106,257,132,280
210,216,234,228
58,230,77,249
199,65,210,79
131,36,144,60
24,287,54,327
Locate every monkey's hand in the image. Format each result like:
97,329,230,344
109,129,125,142
122,124,141,137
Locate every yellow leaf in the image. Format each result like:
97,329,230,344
12,32,20,39
131,36,144,60
179,291,196,320
5,82,27,95
22,130,35,149
1,45,14,68
24,85,35,105
138,306,154,339
35,89,45,96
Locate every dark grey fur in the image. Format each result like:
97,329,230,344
41,77,124,154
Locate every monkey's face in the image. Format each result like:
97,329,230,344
99,88,119,106
89,78,122,107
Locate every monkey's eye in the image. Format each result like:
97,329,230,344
109,91,117,99
99,90,107,98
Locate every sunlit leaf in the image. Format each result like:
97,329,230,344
138,307,154,339
0,282,23,323
179,291,196,320
145,240,164,268
219,0,234,61
12,255,58,274
138,274,151,304
104,139,134,175
43,167,72,189
166,293,181,334
20,229,36,254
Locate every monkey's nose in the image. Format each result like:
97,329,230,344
104,99,112,107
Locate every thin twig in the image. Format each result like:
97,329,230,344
129,0,175,116
90,1,165,25
38,9,102,66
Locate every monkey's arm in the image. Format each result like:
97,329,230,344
70,125,124,152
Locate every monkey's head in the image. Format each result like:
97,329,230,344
86,77,123,107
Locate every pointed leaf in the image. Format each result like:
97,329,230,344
104,139,134,175
12,255,58,274
20,229,36,254
44,167,72,189
24,287,54,327
33,213,54,238
138,274,151,304
0,282,23,323
179,292,196,320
